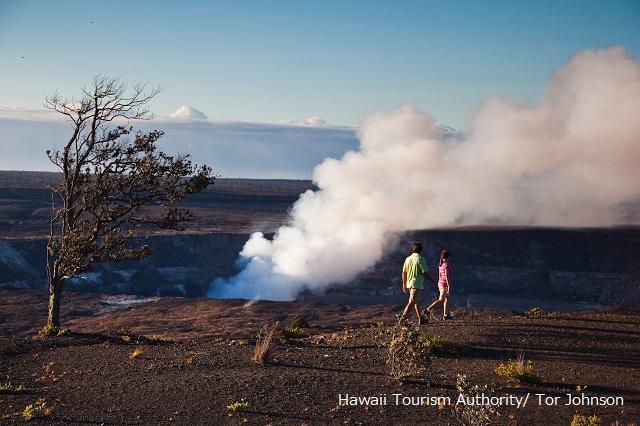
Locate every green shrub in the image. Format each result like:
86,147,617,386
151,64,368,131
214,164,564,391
22,399,52,420
525,307,543,318
495,357,541,385
424,335,469,356
115,326,132,336
570,414,601,426
269,321,307,339
281,325,307,339
290,314,309,329
38,324,69,337
386,323,432,380
226,400,249,414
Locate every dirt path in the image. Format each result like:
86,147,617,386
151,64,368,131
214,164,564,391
1,291,639,424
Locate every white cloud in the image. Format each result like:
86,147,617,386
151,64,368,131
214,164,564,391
302,116,326,126
0,110,358,178
0,105,61,122
169,105,208,120
278,116,328,127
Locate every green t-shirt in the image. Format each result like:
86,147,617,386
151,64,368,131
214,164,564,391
403,253,428,289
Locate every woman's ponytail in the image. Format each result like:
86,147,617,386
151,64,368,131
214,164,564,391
439,249,450,266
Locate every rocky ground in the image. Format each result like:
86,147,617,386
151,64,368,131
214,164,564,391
1,290,639,425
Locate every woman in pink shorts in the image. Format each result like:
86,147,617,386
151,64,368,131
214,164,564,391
426,249,453,320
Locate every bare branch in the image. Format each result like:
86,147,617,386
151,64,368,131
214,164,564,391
44,75,213,306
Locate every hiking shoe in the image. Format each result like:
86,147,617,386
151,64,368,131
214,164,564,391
418,314,429,326
443,315,455,321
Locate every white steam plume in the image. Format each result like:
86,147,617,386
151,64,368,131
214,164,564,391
209,46,640,301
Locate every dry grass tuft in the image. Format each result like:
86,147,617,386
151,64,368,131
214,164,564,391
495,354,541,385
226,400,249,415
40,362,60,382
22,398,52,420
525,307,543,318
130,347,144,359
252,323,277,364
38,324,70,337
0,380,27,394
455,374,500,426
451,297,475,319
571,414,601,426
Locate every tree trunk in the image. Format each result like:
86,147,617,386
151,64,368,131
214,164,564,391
47,279,63,328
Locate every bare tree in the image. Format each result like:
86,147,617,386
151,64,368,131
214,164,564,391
43,76,214,330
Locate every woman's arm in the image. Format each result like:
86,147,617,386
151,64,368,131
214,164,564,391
445,267,451,293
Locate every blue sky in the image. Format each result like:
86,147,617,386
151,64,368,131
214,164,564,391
1,0,639,129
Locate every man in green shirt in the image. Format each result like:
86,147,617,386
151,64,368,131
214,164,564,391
399,242,436,325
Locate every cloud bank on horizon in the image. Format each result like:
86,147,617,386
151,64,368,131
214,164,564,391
0,106,358,179
209,46,640,301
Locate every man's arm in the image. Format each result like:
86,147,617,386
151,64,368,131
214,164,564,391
420,257,436,284
402,271,407,294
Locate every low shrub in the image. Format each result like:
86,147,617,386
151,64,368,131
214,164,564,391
281,325,307,339
226,400,249,415
38,324,69,337
290,314,309,329
22,399,52,421
42,362,57,381
130,347,144,359
270,320,307,339
454,374,500,426
495,356,541,385
115,326,132,335
570,414,601,426
451,297,475,320
525,307,543,318
424,335,469,356
0,380,26,394
386,323,432,381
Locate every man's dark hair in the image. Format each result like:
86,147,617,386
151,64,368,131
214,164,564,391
412,242,423,253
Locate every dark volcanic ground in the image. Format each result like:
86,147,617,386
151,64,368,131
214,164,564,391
1,171,640,424
0,170,315,239
1,290,639,425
